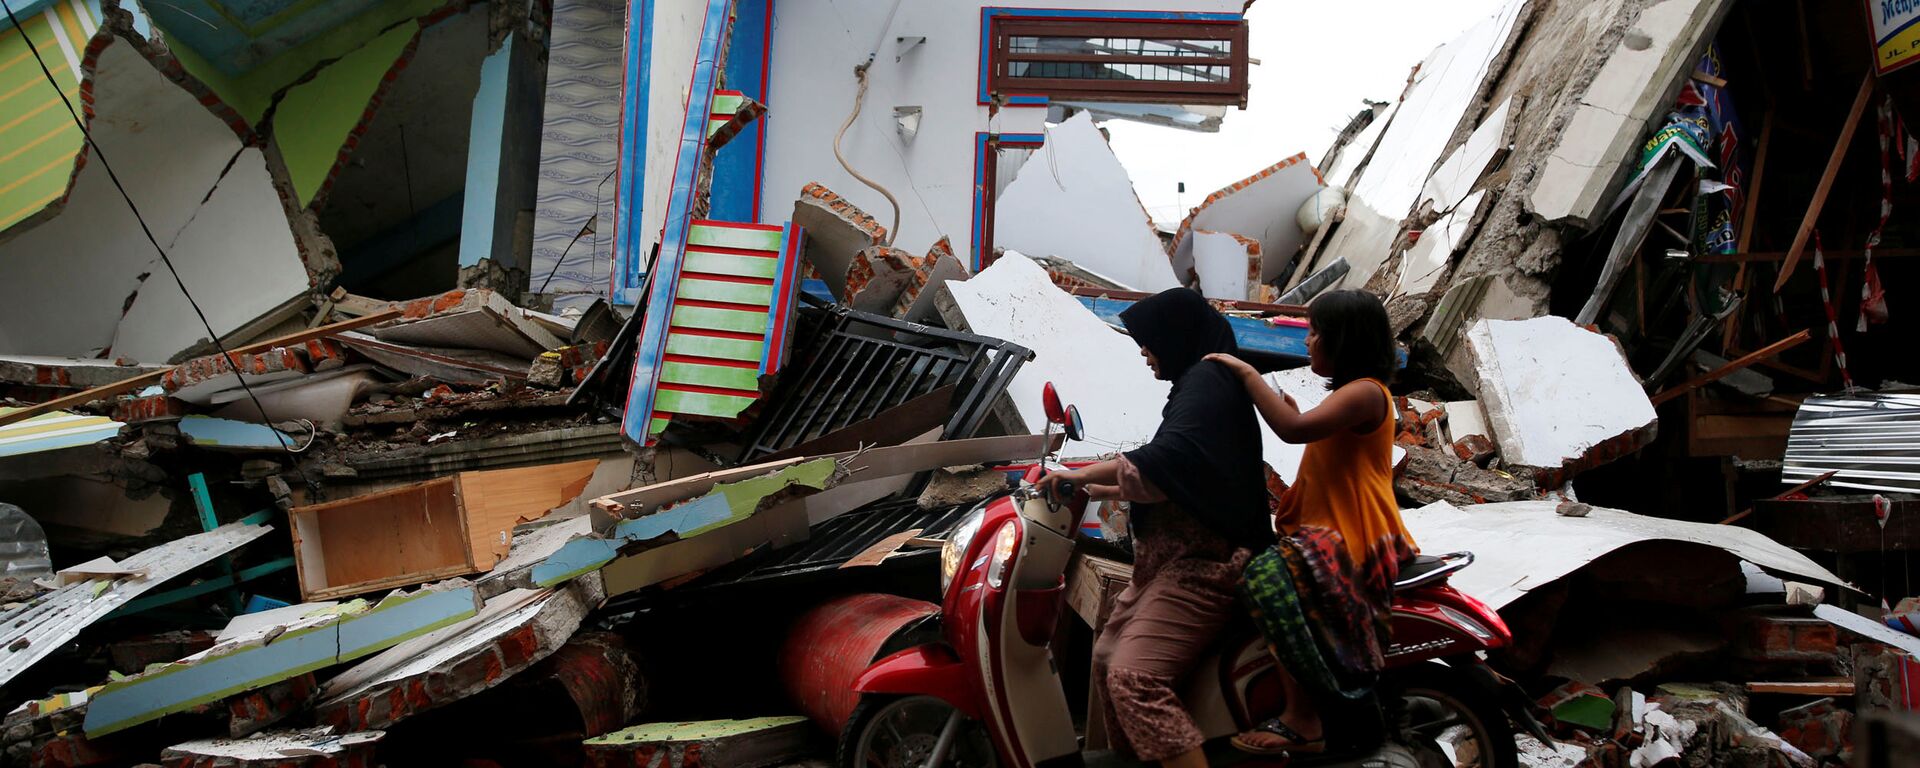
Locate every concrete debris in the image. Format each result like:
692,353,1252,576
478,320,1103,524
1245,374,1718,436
793,183,889,301
371,290,565,359
0,522,272,689
1465,316,1656,484
993,112,1181,292
160,727,382,767
1395,445,1535,507
582,717,816,768
1172,152,1323,293
915,465,1011,510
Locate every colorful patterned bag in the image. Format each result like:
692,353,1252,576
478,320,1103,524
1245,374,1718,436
1239,544,1371,701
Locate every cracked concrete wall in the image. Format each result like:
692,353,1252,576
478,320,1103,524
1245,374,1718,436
1390,0,1734,392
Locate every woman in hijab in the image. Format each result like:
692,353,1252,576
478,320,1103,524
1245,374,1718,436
1037,288,1269,768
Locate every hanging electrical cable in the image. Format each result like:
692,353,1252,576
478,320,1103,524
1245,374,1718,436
2,0,295,454
833,61,903,246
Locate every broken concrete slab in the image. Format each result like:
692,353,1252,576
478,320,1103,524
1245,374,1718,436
371,289,564,359
1186,231,1265,302
338,331,530,382
1420,96,1514,215
890,237,969,324
291,460,598,600
1527,0,1728,226
1395,445,1535,506
0,356,167,392
1400,500,1846,611
1172,152,1323,285
161,343,342,406
582,717,817,768
160,727,383,768
843,246,920,316
0,522,272,689
1395,190,1487,297
210,367,381,425
315,577,602,731
0,16,325,363
993,112,1180,291
1440,400,1491,444
83,583,482,737
1307,0,1528,293
793,182,889,300
1465,316,1656,483
536,459,840,588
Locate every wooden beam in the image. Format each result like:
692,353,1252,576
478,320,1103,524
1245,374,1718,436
1745,679,1854,696
1651,329,1812,406
1701,247,1920,264
1774,73,1875,293
1720,470,1837,525
0,309,402,429
1723,106,1774,354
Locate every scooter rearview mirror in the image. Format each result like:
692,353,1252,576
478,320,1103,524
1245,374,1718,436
1064,405,1084,442
1042,382,1065,425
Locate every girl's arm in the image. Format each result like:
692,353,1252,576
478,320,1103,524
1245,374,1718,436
1203,354,1386,443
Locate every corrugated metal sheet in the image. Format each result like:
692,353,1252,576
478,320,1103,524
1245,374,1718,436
0,521,272,688
0,406,121,459
1783,392,1920,493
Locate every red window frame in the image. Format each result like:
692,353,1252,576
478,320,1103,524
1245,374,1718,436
988,18,1249,107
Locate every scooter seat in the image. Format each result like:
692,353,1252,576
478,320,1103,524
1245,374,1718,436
1393,552,1471,590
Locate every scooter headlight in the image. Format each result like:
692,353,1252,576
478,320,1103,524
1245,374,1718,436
984,522,1020,590
940,506,987,593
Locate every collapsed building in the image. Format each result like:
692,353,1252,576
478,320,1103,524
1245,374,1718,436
0,0,1918,765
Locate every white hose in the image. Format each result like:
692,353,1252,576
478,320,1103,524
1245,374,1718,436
833,63,903,246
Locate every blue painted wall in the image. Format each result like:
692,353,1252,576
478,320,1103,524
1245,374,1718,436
709,0,769,222
611,0,654,305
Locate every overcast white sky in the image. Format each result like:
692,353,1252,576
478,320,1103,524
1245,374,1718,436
1109,0,1511,226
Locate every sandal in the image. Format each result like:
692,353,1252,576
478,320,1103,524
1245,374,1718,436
1231,717,1326,756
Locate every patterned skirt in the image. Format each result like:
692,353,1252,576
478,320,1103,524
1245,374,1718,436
1240,525,1407,700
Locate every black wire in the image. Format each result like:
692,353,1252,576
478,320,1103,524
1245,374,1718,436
3,1,294,454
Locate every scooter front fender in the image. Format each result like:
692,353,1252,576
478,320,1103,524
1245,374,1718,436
853,644,983,720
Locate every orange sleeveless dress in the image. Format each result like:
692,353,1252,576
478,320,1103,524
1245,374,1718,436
1274,377,1417,568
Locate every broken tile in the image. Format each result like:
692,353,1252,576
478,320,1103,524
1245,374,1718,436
83,583,483,737
1172,152,1323,285
993,112,1180,291
0,522,271,689
1465,316,1656,483
582,716,816,768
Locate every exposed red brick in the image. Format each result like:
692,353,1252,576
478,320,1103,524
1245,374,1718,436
161,348,306,394
1732,613,1840,662
1776,697,1852,760
1452,434,1497,464
798,182,888,245
113,394,192,424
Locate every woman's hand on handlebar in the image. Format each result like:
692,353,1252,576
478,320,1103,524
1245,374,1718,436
1034,468,1083,499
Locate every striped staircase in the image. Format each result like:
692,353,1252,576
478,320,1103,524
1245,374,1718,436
636,219,803,438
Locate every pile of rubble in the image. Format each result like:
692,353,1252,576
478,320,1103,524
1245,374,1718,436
4,0,1920,765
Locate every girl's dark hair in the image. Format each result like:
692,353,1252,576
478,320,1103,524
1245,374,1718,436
1308,289,1395,388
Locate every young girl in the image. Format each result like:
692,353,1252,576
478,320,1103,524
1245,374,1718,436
1203,289,1418,755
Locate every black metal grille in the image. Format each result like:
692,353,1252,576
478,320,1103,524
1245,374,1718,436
736,303,1031,463
726,495,977,584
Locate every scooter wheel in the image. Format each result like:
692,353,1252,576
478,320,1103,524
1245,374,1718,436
1392,663,1519,768
839,695,998,768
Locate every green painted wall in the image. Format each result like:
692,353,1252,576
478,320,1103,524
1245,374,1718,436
275,24,418,206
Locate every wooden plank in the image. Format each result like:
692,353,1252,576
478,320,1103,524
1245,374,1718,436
1723,106,1772,353
456,460,599,568
1687,412,1793,458
0,309,402,429
1721,470,1837,525
1651,330,1812,406
1774,73,1875,292
1745,679,1854,696
291,478,475,601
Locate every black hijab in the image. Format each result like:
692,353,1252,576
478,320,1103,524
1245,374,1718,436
1119,289,1271,549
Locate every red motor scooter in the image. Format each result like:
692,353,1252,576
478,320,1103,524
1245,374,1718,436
837,385,1543,768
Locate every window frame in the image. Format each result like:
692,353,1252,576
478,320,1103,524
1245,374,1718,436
986,17,1249,106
